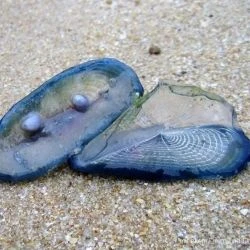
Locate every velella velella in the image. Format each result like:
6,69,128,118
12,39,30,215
0,58,143,181
0,57,249,182
70,83,250,180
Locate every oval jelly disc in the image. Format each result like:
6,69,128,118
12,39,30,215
0,58,143,181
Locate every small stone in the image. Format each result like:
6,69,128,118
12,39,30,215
177,231,186,239
86,247,93,250
177,227,187,239
65,234,78,245
240,208,248,216
240,199,250,206
139,228,148,236
70,237,78,245
65,234,71,242
135,0,140,5
136,198,145,204
149,45,161,55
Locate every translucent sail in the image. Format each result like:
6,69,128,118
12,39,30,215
70,83,250,180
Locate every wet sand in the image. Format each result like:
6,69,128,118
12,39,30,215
0,0,249,249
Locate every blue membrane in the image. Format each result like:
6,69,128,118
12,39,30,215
70,83,250,181
0,58,143,182
70,125,250,181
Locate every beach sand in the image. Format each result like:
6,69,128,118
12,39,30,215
0,0,249,249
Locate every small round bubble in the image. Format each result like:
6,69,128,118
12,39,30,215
71,94,90,112
21,112,44,132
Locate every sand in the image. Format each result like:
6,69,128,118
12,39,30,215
0,0,249,249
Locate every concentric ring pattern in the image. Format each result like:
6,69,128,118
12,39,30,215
71,125,250,180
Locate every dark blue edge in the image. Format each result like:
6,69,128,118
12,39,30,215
0,58,144,133
0,58,144,182
0,108,135,182
0,155,68,183
69,125,250,181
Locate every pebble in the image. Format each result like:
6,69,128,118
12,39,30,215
148,45,161,55
136,198,145,204
240,208,249,216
